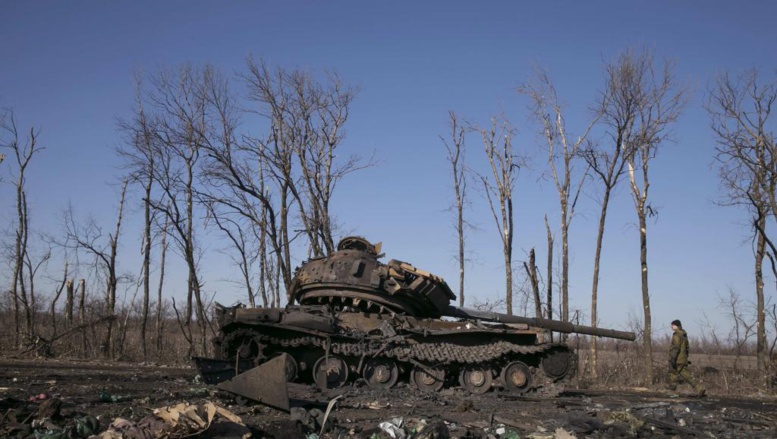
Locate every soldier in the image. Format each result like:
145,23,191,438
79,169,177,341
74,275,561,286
668,319,706,397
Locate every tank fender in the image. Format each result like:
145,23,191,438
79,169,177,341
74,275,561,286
281,310,335,333
233,307,282,323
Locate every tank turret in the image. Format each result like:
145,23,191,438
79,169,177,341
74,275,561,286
292,236,456,317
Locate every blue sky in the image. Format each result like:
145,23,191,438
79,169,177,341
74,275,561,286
2,1,776,340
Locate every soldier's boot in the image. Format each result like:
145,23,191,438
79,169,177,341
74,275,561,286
667,373,679,392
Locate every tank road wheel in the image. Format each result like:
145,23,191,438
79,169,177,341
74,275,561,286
220,330,265,363
313,356,349,389
501,361,532,394
362,358,399,389
411,365,445,392
541,349,574,380
269,352,298,382
459,367,493,394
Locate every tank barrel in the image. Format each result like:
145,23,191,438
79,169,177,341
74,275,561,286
443,306,636,341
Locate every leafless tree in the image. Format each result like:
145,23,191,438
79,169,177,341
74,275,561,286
1,110,44,345
117,74,159,360
707,67,777,375
441,111,469,306
720,289,757,370
200,57,368,306
144,64,210,355
59,180,128,358
619,48,688,384
292,70,366,256
206,205,259,306
524,248,542,318
242,57,368,270
195,62,292,304
581,50,646,378
475,115,523,315
521,68,598,338
49,261,69,335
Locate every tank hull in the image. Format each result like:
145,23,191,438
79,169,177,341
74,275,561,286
214,304,577,395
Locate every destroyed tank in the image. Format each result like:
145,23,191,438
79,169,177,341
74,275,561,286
213,237,636,395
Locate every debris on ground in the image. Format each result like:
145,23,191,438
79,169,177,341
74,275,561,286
2,359,777,439
95,401,250,439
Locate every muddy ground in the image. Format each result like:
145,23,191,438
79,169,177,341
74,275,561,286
1,358,775,438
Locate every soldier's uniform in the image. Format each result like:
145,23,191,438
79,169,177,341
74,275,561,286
668,319,705,396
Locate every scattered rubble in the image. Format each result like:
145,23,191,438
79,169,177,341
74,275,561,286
2,358,776,438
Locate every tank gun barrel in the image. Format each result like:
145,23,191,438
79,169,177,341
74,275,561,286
443,306,636,341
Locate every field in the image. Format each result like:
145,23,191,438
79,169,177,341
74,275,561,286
1,356,776,438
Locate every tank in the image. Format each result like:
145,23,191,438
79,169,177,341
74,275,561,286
213,236,636,395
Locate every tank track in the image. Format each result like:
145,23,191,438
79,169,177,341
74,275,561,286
219,327,576,395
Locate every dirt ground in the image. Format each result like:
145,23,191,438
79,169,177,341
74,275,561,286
1,358,776,438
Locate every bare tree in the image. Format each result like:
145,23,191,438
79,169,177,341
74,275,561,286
197,61,292,304
619,48,688,384
1,110,44,345
292,70,366,256
524,248,542,318
201,57,368,306
720,289,757,369
521,68,598,337
117,74,159,360
442,111,469,307
206,205,259,306
49,261,69,335
707,67,777,375
145,64,209,355
475,115,522,315
581,51,645,378
242,58,369,273
59,180,128,358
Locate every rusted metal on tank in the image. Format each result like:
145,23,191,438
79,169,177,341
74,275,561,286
209,236,636,397
292,236,455,317
216,354,291,411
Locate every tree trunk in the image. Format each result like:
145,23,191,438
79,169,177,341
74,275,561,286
545,215,553,341
458,196,465,307
78,279,86,357
561,203,569,340
141,177,153,360
50,262,68,336
156,220,168,355
526,248,542,318
104,180,127,359
638,209,653,384
589,188,613,379
65,280,74,326
755,220,767,376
